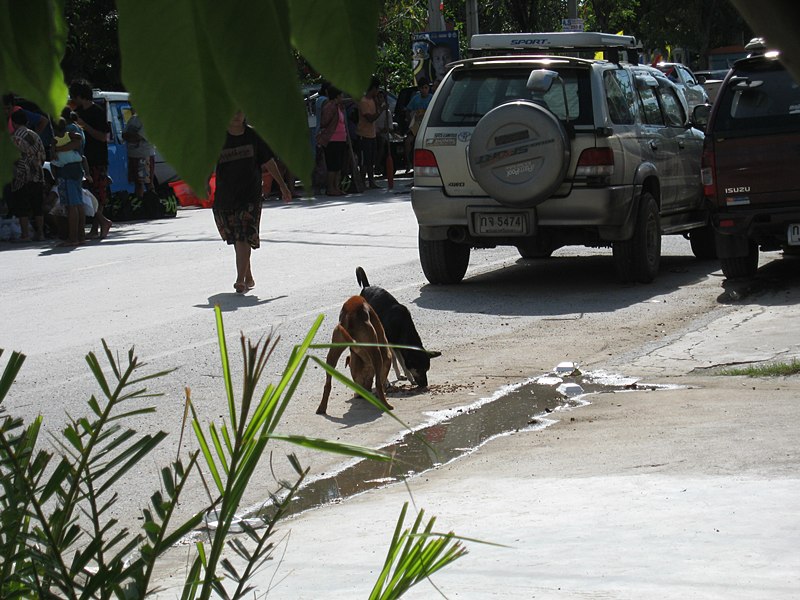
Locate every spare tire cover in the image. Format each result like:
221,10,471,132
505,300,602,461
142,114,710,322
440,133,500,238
468,100,570,208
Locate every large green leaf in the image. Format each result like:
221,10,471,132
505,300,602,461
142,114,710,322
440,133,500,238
115,0,377,195
0,0,68,188
199,2,310,187
290,0,380,96
116,0,234,198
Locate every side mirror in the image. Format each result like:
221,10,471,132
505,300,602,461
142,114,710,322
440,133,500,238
526,69,560,93
692,104,711,130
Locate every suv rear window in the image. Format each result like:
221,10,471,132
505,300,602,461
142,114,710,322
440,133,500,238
427,66,593,127
713,62,800,135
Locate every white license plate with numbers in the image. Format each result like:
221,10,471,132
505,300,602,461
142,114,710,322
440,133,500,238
475,213,526,235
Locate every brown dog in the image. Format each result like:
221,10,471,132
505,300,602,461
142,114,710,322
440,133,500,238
317,296,393,415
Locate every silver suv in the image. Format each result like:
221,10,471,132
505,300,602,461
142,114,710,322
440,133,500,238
411,32,712,284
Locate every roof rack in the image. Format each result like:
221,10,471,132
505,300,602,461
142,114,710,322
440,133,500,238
469,31,641,64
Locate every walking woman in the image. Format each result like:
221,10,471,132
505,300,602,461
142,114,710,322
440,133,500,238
315,86,347,196
213,111,292,294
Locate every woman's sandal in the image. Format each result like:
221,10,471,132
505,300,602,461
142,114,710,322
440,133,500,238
234,282,247,294
245,279,255,291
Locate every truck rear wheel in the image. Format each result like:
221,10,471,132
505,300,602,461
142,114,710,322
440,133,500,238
720,241,759,279
419,235,470,284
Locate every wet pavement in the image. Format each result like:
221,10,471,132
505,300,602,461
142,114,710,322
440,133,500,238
247,368,676,522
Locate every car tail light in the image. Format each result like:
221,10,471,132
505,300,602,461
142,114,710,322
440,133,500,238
414,149,440,178
701,146,716,197
575,147,614,178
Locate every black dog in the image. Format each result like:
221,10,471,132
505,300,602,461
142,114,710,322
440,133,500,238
356,266,440,387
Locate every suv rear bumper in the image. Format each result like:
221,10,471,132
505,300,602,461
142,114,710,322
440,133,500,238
412,184,637,241
713,204,800,251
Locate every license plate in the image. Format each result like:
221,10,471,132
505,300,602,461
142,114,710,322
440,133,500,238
475,213,526,235
789,224,800,246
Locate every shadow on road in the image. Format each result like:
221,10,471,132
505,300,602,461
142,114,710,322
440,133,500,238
718,252,800,305
319,395,384,428
414,252,720,318
262,187,411,211
195,292,288,311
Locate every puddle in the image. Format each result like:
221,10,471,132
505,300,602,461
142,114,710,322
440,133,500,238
241,369,675,523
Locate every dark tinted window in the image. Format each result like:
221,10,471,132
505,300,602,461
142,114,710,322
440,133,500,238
638,86,664,125
604,69,635,125
713,60,800,134
658,84,686,127
427,66,593,127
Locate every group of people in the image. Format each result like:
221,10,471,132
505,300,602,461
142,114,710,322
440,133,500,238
314,76,386,196
313,76,434,196
2,79,115,246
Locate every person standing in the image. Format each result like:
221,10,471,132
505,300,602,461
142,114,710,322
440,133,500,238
122,106,156,200
213,111,292,294
69,79,113,239
9,110,46,241
404,79,432,173
51,110,90,246
316,87,348,197
357,76,385,189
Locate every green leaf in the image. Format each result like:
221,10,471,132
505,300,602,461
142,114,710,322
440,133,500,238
267,434,392,461
114,0,378,196
290,0,380,96
0,1,68,116
200,2,312,187
116,0,234,197
0,350,25,404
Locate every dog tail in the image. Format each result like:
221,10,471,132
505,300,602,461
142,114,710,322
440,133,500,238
355,266,370,289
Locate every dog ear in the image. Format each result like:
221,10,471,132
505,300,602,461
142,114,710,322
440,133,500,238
427,350,442,358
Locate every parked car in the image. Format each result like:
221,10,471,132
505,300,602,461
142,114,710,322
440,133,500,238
695,69,730,103
91,91,178,197
411,31,712,285
693,48,800,278
655,62,710,110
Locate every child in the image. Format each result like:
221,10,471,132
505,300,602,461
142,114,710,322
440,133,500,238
51,110,91,246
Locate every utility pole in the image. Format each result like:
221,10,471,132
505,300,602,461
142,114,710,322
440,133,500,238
465,0,479,42
568,0,578,19
428,0,445,31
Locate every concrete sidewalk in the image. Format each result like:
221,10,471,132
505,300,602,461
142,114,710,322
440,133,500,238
153,301,800,598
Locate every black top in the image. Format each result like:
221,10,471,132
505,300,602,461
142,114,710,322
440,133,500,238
75,102,109,167
214,126,273,210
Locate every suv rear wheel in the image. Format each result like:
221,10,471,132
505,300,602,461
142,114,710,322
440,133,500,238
419,236,470,284
719,240,759,278
613,192,661,283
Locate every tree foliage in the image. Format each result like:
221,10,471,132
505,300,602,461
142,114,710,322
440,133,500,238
61,0,121,90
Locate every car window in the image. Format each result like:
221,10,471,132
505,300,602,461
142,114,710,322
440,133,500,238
657,84,686,127
604,69,635,125
637,86,664,125
678,65,696,85
428,67,593,127
713,65,800,134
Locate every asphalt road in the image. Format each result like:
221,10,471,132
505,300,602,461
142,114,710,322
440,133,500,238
0,185,755,536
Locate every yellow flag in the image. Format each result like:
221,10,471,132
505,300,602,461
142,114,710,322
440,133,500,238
596,32,625,60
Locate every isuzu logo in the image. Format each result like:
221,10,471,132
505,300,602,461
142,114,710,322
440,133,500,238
725,186,750,194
